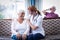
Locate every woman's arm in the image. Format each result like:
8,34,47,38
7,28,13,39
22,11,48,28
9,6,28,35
23,25,29,34
27,16,43,30
42,9,50,14
11,21,18,35
11,21,21,39
11,25,18,35
27,19,38,30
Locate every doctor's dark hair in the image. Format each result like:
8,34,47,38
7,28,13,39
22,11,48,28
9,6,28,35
36,10,41,15
28,6,41,15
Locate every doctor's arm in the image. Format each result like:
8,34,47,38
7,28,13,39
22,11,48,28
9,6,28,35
27,20,38,30
27,16,42,30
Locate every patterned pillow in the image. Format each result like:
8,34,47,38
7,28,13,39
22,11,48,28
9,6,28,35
43,19,60,35
0,19,12,37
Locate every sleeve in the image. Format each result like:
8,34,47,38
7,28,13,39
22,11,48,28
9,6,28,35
34,16,43,27
23,21,30,35
56,14,58,17
11,20,18,35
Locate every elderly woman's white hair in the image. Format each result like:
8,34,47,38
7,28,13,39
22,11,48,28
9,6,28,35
17,10,25,14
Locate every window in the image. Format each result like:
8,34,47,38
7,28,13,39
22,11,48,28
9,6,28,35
0,0,26,19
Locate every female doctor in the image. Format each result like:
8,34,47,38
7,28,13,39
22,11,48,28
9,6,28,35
27,6,45,40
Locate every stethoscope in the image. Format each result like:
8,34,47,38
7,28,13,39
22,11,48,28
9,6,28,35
33,15,39,23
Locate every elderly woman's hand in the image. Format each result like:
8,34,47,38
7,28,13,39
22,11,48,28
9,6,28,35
22,34,27,40
16,33,21,39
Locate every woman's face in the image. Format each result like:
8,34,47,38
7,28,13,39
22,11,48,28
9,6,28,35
50,7,56,13
18,12,25,19
28,10,36,15
51,8,56,12
28,10,33,15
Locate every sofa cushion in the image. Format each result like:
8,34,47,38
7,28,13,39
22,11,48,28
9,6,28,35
43,19,60,35
0,19,12,37
41,34,60,40
0,36,12,40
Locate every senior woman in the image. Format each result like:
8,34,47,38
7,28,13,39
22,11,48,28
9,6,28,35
11,10,29,40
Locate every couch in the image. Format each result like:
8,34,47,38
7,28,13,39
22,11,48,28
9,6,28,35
41,18,60,40
0,18,60,40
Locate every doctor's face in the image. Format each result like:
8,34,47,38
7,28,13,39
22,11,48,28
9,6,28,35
28,10,33,15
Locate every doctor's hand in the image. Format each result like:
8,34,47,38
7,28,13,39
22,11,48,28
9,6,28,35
26,19,30,23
